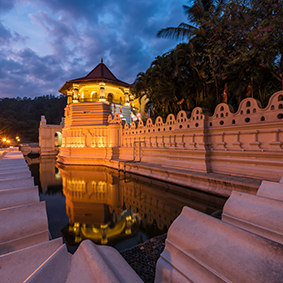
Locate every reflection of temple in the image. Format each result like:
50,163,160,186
59,164,226,246
59,166,137,245
122,175,226,231
25,156,62,194
40,157,62,194
27,157,226,246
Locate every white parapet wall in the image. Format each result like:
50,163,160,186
222,190,283,244
120,91,283,181
257,180,283,201
155,206,283,283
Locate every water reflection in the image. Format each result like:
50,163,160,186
27,157,227,251
59,165,138,246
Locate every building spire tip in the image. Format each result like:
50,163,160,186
101,58,103,64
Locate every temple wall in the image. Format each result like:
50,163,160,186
58,91,283,183
39,116,64,156
119,90,283,181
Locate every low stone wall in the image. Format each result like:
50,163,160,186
121,91,283,181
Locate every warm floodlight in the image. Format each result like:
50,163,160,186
2,138,6,142
6,140,10,143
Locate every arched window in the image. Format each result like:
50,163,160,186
107,93,113,103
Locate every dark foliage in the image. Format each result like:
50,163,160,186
0,95,66,142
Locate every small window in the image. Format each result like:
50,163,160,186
209,122,212,127
220,106,224,111
187,124,190,128
226,112,228,117
221,113,224,118
232,120,235,124
247,109,250,114
220,120,224,125
277,114,283,119
241,110,243,115
195,123,199,127
279,104,283,109
253,108,256,113
261,116,265,121
278,95,283,101
181,113,183,118
246,101,251,107
179,125,182,129
169,127,172,130
245,117,250,123
271,105,275,110
196,110,199,114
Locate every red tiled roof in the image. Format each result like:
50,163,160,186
59,60,130,94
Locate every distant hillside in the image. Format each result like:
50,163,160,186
0,95,66,142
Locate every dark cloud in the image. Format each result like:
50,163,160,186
0,0,17,14
0,21,12,45
0,0,187,98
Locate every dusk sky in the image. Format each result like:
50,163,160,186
0,0,186,99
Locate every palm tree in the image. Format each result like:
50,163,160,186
157,0,225,41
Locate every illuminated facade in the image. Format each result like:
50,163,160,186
57,60,144,164
59,59,143,122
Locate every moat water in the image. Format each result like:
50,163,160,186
27,156,226,253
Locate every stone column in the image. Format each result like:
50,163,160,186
67,91,73,105
99,83,106,102
124,88,130,106
73,84,79,102
130,94,134,108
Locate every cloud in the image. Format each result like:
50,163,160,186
0,0,187,98
0,0,17,14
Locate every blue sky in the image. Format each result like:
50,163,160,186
0,0,186,98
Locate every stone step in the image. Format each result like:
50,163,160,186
23,244,72,283
66,240,143,283
0,177,34,191
155,206,283,283
0,186,39,209
0,171,32,180
0,161,27,169
0,238,63,283
257,180,283,202
222,191,283,245
0,202,49,255
0,166,30,173
0,155,26,162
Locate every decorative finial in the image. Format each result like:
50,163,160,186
101,58,103,63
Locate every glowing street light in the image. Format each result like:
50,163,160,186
2,138,6,142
